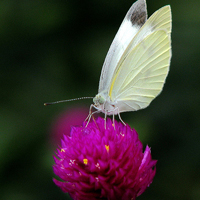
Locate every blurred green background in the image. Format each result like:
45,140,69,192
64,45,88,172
1,0,200,199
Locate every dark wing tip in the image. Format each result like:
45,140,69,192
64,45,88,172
127,0,147,27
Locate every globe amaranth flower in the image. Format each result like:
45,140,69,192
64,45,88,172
50,106,88,146
53,117,157,200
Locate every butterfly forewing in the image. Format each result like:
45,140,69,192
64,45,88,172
118,5,172,65
98,0,147,93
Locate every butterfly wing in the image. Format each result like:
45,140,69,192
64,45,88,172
98,0,147,93
107,5,172,113
123,5,171,57
109,29,171,112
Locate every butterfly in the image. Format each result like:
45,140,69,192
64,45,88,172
45,0,172,125
91,0,172,124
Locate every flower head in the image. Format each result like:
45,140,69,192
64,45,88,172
50,106,88,146
53,117,157,200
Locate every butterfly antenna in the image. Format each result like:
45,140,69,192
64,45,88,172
44,97,93,106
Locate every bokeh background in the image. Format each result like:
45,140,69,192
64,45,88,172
1,0,200,199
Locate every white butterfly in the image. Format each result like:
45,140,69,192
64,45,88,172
91,0,172,123
45,0,172,125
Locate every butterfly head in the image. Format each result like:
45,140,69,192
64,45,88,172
93,94,105,106
93,93,117,115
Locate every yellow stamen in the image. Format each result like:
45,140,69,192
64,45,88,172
83,158,88,165
61,149,65,152
105,145,109,152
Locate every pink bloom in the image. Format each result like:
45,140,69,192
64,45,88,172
53,117,157,200
50,106,88,146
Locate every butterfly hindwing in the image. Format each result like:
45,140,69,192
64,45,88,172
106,5,172,113
109,29,171,112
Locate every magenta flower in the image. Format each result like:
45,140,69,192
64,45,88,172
53,117,157,200
49,106,88,146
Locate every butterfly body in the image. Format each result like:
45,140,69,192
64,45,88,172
93,92,118,115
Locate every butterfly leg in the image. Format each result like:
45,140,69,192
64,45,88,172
85,104,94,121
104,111,107,129
118,112,126,126
85,104,99,127
112,112,116,130
114,107,126,126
